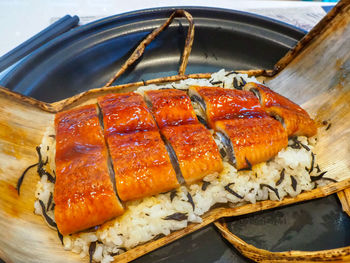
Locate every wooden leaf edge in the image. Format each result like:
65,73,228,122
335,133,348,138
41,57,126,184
214,220,350,263
112,178,350,263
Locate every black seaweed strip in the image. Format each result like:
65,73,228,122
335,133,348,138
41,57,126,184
110,248,127,256
233,78,241,90
57,229,64,245
202,181,210,191
290,137,301,149
321,177,337,183
47,146,49,151
309,152,315,173
276,168,285,186
39,200,57,228
240,77,247,86
170,190,177,202
245,158,252,170
224,183,243,199
291,176,297,191
211,80,223,85
163,212,188,221
300,142,310,151
260,184,280,200
16,162,38,195
187,192,195,210
141,79,146,86
46,192,53,212
225,71,238,76
326,123,332,131
239,158,252,171
48,134,56,138
89,241,97,263
50,203,55,211
316,164,321,173
310,171,328,182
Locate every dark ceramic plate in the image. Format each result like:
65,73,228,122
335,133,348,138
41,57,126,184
2,7,349,263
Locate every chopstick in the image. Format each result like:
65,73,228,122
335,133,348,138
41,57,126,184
0,15,79,73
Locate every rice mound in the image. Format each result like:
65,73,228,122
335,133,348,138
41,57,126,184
34,70,329,263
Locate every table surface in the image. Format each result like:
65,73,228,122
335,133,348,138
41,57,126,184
0,0,334,57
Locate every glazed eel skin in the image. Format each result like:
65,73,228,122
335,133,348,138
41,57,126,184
54,83,317,235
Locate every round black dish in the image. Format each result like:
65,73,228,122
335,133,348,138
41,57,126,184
2,7,349,263
1,7,304,102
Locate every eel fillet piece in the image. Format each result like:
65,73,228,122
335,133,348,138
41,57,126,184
54,105,124,235
215,117,288,170
145,89,223,184
189,86,288,170
244,82,317,137
98,93,179,201
189,86,266,128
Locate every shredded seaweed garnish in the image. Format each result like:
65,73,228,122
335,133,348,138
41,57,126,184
187,192,195,210
300,142,310,151
233,78,241,90
276,168,285,186
245,158,252,170
141,79,146,86
224,183,243,199
36,146,56,183
89,241,97,263
308,152,315,174
46,192,53,212
315,164,321,173
163,212,188,221
239,158,252,171
57,229,64,245
17,162,38,195
202,181,210,191
38,200,57,228
322,120,328,125
110,248,127,256
225,71,238,76
290,137,302,149
321,177,337,183
260,184,280,200
50,203,55,211
47,146,49,151
310,171,328,182
210,80,223,85
326,123,332,131
48,134,56,138
170,190,177,202
290,176,297,191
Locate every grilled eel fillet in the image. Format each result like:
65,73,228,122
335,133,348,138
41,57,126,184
145,89,223,184
189,86,289,170
98,93,179,201
54,83,316,234
54,105,124,235
244,82,317,137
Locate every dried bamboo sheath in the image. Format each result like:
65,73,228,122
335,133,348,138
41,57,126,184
0,2,350,263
